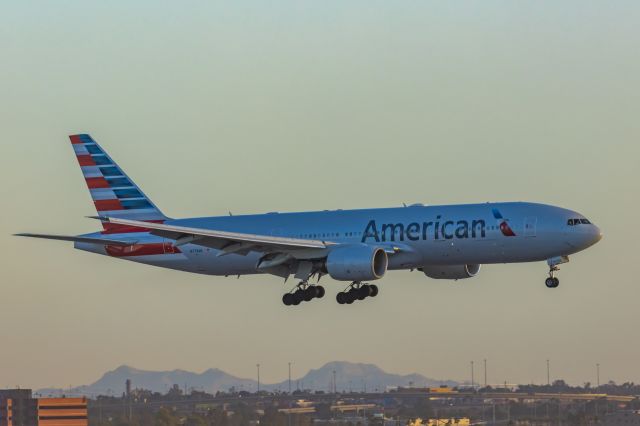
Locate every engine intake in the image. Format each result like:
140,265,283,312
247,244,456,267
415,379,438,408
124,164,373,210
421,264,481,280
326,244,388,282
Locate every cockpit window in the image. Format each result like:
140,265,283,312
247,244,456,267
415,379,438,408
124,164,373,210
568,218,592,226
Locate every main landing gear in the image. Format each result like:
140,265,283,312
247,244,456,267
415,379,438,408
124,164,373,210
336,282,378,305
282,282,325,306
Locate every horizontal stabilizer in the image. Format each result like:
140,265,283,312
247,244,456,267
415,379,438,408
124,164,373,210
14,233,135,246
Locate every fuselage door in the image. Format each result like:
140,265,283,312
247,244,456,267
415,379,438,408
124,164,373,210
524,217,537,237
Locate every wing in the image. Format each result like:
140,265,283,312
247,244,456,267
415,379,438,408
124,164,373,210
101,217,333,256
14,233,136,246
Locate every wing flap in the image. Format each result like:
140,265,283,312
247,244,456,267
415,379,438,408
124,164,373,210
15,233,136,246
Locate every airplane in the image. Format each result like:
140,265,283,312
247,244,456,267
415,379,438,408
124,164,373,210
16,134,603,306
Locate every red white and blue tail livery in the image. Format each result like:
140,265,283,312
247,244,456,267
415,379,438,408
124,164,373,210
70,134,166,226
16,134,603,306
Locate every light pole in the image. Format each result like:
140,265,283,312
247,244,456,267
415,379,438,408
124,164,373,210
256,364,260,393
288,362,292,394
546,359,550,386
470,361,475,389
596,363,600,388
332,370,337,394
483,359,487,388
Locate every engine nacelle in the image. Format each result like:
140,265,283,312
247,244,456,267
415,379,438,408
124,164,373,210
421,264,481,280
325,244,388,282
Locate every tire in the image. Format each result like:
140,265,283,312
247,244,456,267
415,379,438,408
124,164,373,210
369,284,379,297
282,293,294,306
552,277,560,288
315,286,325,299
545,278,556,288
336,292,346,304
292,291,303,305
357,285,369,300
303,288,315,302
345,291,356,304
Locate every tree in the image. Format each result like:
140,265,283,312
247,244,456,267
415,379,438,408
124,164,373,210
155,407,180,426
260,406,287,426
185,414,208,426
209,408,230,426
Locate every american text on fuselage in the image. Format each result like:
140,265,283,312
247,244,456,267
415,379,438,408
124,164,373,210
361,217,487,243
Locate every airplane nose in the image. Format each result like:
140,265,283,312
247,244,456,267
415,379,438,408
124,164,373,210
567,222,602,250
582,224,603,248
592,225,603,244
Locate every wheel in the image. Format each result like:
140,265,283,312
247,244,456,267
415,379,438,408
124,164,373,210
303,287,315,301
369,284,379,297
292,291,304,305
553,277,559,288
282,293,294,306
345,290,357,304
357,285,369,300
336,292,346,304
545,277,556,288
315,286,325,299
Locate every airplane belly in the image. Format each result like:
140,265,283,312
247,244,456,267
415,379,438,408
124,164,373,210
419,239,503,265
180,244,261,275
127,253,194,272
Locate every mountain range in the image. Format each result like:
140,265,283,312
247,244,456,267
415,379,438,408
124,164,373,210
37,362,459,397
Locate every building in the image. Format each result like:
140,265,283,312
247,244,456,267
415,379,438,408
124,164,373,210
37,398,88,426
0,390,37,426
0,399,10,426
0,390,87,426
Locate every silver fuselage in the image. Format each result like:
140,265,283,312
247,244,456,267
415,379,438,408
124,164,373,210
75,202,602,277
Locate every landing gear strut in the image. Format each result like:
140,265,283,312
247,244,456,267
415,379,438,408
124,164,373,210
336,282,378,305
282,281,325,306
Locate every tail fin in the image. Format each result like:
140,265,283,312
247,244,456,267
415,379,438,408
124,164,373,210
69,134,168,230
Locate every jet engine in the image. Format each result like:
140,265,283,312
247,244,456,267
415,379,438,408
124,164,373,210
325,244,388,281
421,264,481,280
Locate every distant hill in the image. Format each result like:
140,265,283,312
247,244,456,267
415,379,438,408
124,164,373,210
269,361,458,392
37,362,458,397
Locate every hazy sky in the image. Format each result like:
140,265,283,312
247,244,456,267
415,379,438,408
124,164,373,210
1,1,639,391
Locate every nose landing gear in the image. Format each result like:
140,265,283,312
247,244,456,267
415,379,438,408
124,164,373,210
545,256,569,288
545,275,560,288
336,282,378,305
282,281,325,306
